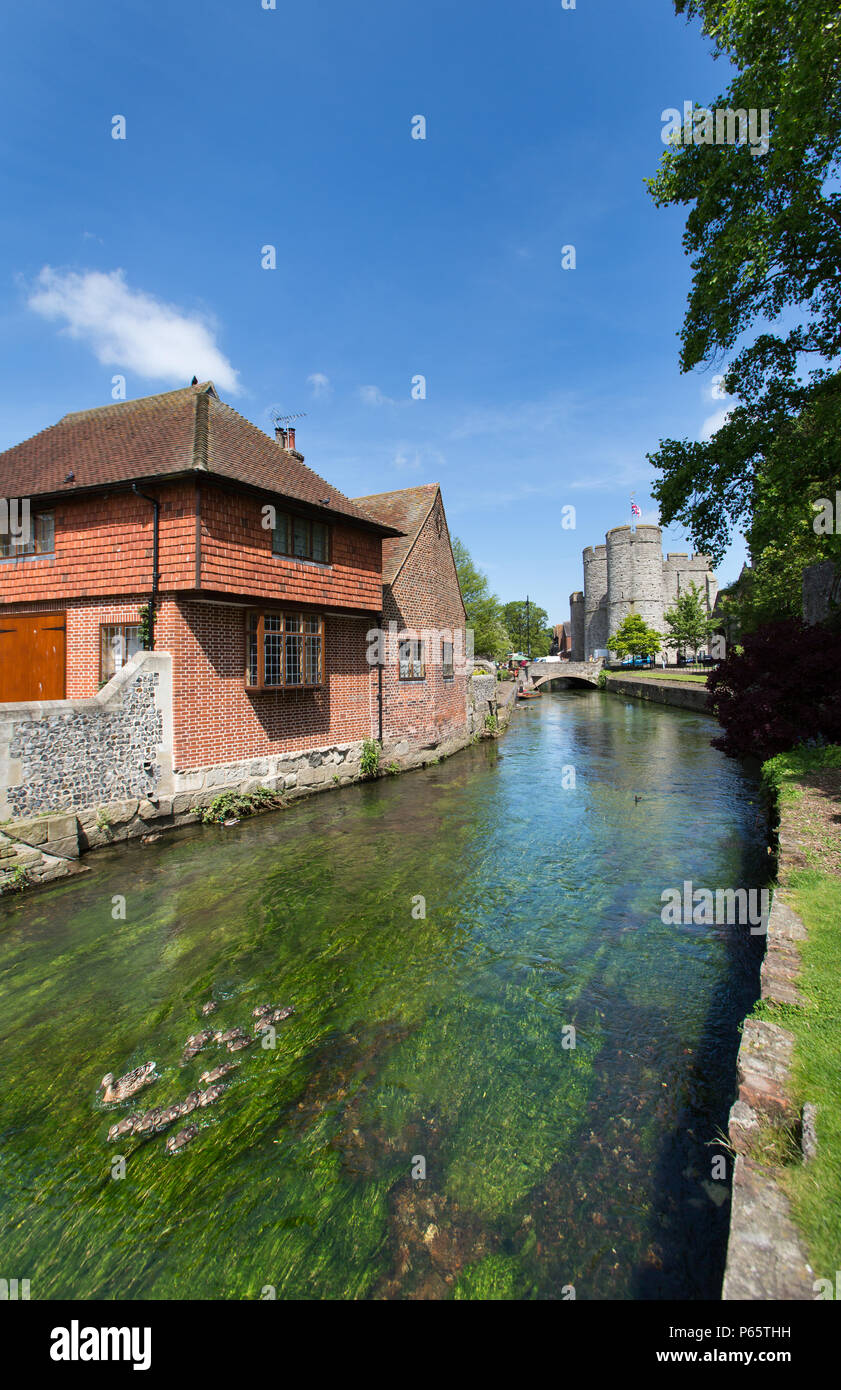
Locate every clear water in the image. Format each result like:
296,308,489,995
0,691,767,1300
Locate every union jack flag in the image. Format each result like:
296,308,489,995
630,500,641,518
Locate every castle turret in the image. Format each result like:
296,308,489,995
606,525,663,650
570,591,584,662
582,545,608,658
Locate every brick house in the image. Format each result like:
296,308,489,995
353,484,469,751
0,383,473,818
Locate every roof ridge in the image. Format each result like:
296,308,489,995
59,381,216,424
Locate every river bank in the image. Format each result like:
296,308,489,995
723,744,841,1300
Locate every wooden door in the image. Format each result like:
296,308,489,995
0,613,66,702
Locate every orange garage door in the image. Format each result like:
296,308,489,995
0,613,66,702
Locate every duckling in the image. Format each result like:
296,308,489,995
155,1104,185,1132
178,1091,201,1116
199,1061,239,1086
200,1000,218,1017
181,1029,215,1062
133,1107,165,1137
213,1027,247,1046
99,1062,156,1105
253,1006,294,1034
198,1083,226,1107
166,1124,198,1154
227,1035,252,1053
107,1115,139,1143
252,1004,272,1019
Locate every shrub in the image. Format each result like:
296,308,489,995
708,618,841,761
484,712,498,733
360,739,382,778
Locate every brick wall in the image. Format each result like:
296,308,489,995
199,484,383,611
378,492,468,747
160,597,374,767
0,481,384,615
0,485,196,603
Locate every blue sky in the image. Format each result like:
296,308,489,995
0,0,747,621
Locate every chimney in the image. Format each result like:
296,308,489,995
275,425,288,448
288,426,296,450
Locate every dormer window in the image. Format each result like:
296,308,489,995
272,509,330,564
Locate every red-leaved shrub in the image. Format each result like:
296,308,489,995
707,618,841,761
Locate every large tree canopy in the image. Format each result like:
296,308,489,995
646,1,841,582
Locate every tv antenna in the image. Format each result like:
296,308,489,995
270,408,307,428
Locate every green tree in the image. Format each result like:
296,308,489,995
452,538,510,660
608,613,662,661
501,600,553,657
663,581,713,658
645,0,841,584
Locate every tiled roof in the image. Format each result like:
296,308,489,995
0,382,400,534
352,484,440,583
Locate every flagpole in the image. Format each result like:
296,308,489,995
630,494,636,535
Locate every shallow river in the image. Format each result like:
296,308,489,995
0,690,768,1299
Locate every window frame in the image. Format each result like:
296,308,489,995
245,609,324,691
271,509,331,566
99,622,143,683
398,638,426,681
0,510,55,560
441,640,454,681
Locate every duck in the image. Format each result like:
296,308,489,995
178,1091,201,1115
182,1029,215,1062
213,1027,247,1046
199,1061,239,1085
200,1000,218,1017
99,1062,156,1105
198,1083,226,1107
166,1124,198,1154
253,1006,294,1034
107,1115,139,1143
133,1107,165,1137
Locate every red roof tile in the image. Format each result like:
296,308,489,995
352,484,440,583
0,382,399,534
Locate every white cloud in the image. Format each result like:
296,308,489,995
307,372,331,398
27,267,240,393
700,407,731,441
359,384,396,407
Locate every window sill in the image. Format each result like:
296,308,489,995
246,683,323,693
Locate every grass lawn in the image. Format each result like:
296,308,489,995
606,669,709,685
758,744,841,1281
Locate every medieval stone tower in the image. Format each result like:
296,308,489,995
569,525,718,662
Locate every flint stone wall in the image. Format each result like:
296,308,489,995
0,652,172,821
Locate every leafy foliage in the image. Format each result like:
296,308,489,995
646,0,841,581
452,538,510,659
360,739,382,778
501,600,553,658
708,618,841,759
663,581,714,656
199,786,282,824
607,613,662,660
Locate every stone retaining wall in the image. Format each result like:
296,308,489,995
721,845,816,1298
606,674,710,712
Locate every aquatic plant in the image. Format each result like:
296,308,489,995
199,786,282,825
360,739,382,778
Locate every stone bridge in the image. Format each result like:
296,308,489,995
528,660,603,689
